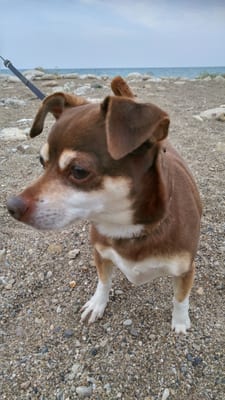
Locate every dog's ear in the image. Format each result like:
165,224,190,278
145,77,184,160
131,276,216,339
111,76,134,98
102,96,170,160
30,92,88,138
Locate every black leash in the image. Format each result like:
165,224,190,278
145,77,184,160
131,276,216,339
0,56,45,100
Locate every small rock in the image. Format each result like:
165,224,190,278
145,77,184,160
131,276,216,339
63,329,74,338
39,272,45,281
192,356,203,366
0,127,27,141
56,305,62,314
130,328,139,337
21,381,31,390
0,249,6,261
216,142,225,153
5,279,15,290
186,353,193,362
196,287,204,295
199,107,225,121
104,383,111,394
35,318,43,324
162,388,170,400
46,270,53,279
115,289,124,295
123,319,133,326
68,249,80,259
90,347,98,356
91,82,103,89
16,144,30,153
47,243,62,254
67,363,81,380
76,385,93,398
69,280,77,289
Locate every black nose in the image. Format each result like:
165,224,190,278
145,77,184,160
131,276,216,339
7,196,29,220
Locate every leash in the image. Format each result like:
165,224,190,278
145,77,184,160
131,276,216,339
0,55,45,100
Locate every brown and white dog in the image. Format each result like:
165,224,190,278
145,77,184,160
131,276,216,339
7,77,202,333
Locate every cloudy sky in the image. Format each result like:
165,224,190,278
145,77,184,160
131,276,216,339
1,0,225,69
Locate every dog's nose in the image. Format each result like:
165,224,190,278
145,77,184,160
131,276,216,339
7,196,29,220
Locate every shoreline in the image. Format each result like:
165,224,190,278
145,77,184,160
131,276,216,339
1,65,225,80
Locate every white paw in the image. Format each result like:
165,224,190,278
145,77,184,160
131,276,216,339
171,316,191,334
81,295,107,324
172,296,191,334
81,281,111,324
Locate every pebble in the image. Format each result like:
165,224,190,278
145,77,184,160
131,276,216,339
16,144,30,153
47,243,62,254
130,328,139,337
0,248,6,261
67,363,81,380
104,383,112,394
39,272,45,281
192,356,203,366
123,319,133,326
196,286,204,295
46,270,53,279
76,385,93,398
162,388,170,400
69,280,77,289
63,329,74,338
0,127,27,140
5,279,15,290
68,249,80,259
21,381,31,390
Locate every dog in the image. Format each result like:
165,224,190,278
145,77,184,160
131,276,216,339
7,76,202,333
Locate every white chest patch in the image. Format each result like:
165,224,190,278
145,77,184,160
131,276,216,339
96,245,190,285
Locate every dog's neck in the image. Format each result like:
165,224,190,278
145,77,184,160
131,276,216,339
94,144,172,240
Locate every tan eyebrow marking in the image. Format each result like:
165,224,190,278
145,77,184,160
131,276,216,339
40,142,49,162
58,150,78,171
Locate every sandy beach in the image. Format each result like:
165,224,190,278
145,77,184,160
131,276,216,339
0,73,225,399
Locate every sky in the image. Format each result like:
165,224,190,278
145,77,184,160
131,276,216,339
1,0,225,69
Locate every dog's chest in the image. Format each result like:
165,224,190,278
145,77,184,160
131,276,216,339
96,245,190,285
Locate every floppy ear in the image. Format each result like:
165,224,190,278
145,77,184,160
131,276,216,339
30,92,88,138
111,76,134,98
102,96,170,160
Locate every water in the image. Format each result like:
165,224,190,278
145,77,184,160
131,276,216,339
1,65,225,79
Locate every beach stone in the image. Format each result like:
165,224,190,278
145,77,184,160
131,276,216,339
68,249,80,259
123,319,133,326
76,385,93,398
127,72,142,79
74,85,91,95
42,80,59,87
6,76,20,83
199,107,225,121
216,142,225,153
63,329,74,338
162,388,170,400
47,243,63,254
214,75,225,82
0,127,27,140
62,73,79,79
91,82,103,89
16,144,30,153
0,248,6,261
1,97,26,106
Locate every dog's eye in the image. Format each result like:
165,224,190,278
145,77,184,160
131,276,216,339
70,165,90,180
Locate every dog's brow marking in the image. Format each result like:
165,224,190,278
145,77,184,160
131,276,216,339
59,150,78,171
40,143,49,162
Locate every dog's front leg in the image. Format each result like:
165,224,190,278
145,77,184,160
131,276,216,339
81,249,113,324
171,262,195,334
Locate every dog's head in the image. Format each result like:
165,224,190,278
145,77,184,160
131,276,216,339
7,77,170,237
